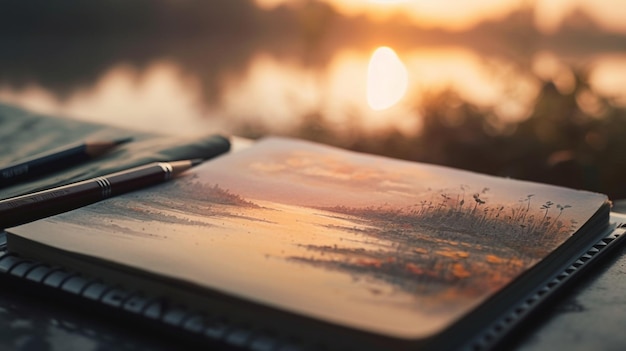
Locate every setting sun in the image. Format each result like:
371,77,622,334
367,46,409,111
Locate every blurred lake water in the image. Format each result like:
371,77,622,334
1,0,626,198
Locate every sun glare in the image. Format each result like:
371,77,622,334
368,0,406,3
367,46,409,111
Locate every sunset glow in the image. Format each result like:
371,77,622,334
257,0,524,30
255,0,626,33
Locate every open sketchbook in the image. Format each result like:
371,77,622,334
3,137,625,351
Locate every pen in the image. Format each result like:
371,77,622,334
0,137,133,188
0,159,202,229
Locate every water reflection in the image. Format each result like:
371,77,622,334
0,46,544,133
0,62,211,135
589,54,626,106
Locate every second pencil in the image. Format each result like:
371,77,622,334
0,159,201,229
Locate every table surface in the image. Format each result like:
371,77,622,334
1,225,626,351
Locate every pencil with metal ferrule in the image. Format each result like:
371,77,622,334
0,137,133,188
0,159,202,229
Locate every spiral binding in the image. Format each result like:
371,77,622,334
461,223,626,351
0,237,306,351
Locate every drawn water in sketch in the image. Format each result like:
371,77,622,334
34,137,607,337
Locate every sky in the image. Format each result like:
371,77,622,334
255,0,626,33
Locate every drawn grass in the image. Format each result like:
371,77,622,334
285,185,575,300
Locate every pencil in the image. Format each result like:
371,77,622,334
0,137,132,188
0,159,202,229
